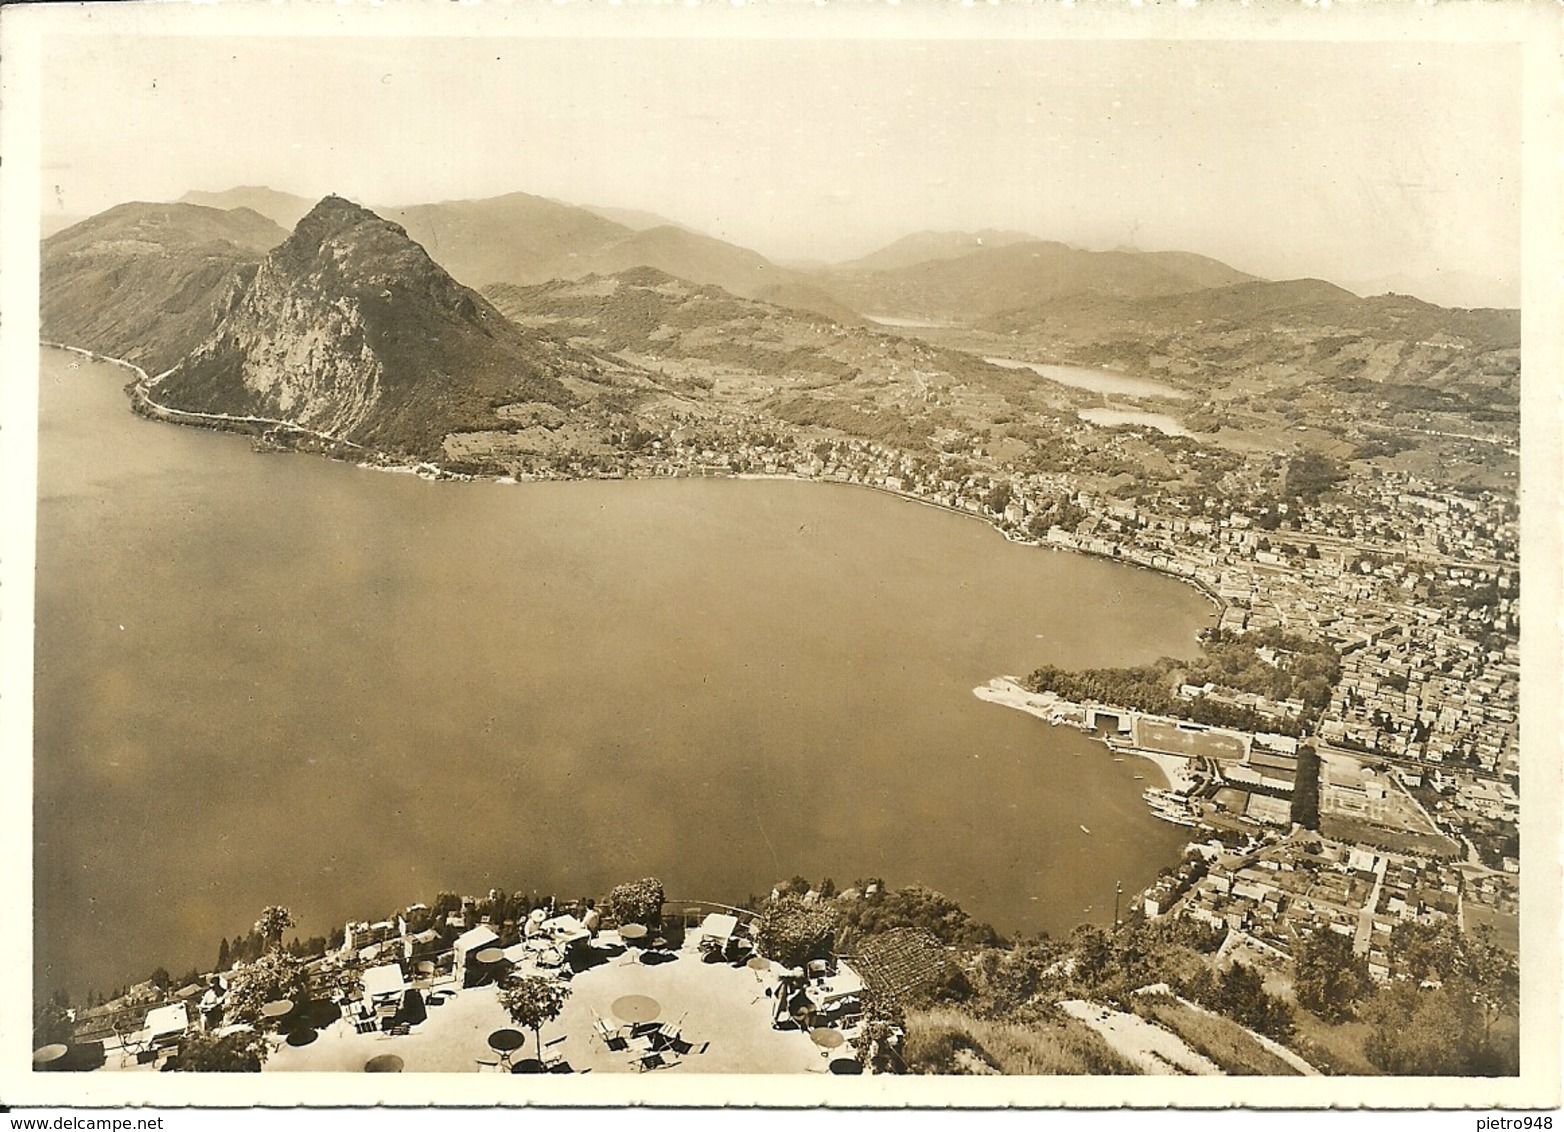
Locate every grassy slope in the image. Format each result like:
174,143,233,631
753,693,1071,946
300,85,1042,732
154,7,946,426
1134,999,1302,1076
903,1007,1139,1075
1286,1009,1384,1076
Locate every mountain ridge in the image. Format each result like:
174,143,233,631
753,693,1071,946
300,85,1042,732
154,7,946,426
837,228,1041,273
152,195,593,459
815,240,1259,323
40,202,290,375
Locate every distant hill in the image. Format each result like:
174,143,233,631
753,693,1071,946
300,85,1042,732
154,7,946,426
41,202,289,374
751,280,868,328
571,202,704,235
484,264,819,356
483,267,1009,417
1346,269,1519,313
985,278,1363,335
159,187,857,324
154,196,593,460
838,229,1040,273
563,225,792,301
815,241,1257,324
178,187,317,232
376,192,837,318
379,191,634,289
982,277,1520,416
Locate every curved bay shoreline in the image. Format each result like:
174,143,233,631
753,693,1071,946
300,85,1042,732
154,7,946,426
42,341,1228,622
39,341,1213,997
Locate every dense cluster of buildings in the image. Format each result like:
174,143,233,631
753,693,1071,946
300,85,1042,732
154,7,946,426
1162,835,1466,982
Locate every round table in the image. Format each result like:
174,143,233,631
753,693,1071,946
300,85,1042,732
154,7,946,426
260,999,295,1024
474,947,505,965
488,1028,527,1061
829,1057,863,1075
364,1054,404,1073
618,924,648,943
611,994,661,1025
510,1058,545,1074
746,956,770,972
809,1027,845,1051
33,1044,68,1069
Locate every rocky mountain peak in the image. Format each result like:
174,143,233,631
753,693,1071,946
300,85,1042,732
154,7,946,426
268,195,474,317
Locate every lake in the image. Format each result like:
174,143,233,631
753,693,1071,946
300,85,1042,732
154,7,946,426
862,314,957,329
983,356,1186,400
1077,406,1194,437
34,347,1212,1001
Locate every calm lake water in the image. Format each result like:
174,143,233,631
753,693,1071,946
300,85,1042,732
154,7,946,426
1077,406,1193,437
35,347,1212,1001
983,356,1186,400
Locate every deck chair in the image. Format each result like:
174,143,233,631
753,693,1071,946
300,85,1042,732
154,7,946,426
475,1056,504,1073
591,1012,629,1052
112,1024,150,1068
633,1049,682,1072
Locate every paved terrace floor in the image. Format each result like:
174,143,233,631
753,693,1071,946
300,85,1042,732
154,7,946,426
265,940,846,1074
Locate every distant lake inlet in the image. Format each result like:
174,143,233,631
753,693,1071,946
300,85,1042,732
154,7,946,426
1078,407,1194,437
983,356,1188,401
35,347,1213,1001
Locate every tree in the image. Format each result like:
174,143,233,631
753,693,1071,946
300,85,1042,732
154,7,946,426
607,877,665,930
757,897,839,970
254,906,296,954
223,949,307,1025
163,1029,267,1073
498,974,571,1063
150,967,172,993
1464,924,1520,1044
1292,929,1370,1021
217,938,231,972
1362,981,1484,1075
1210,961,1293,1040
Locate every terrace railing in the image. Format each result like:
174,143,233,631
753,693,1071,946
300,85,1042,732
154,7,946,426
661,899,762,937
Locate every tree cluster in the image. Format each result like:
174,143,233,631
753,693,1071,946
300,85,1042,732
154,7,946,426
833,883,1002,951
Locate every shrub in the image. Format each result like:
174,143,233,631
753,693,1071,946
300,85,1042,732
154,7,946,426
757,897,839,970
163,1029,267,1072
607,877,665,929
223,950,307,1026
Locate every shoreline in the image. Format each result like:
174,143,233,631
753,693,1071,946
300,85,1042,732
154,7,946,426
42,341,1228,622
42,341,1214,1002
973,676,1197,795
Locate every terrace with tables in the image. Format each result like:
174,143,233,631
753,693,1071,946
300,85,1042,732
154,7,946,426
74,907,876,1076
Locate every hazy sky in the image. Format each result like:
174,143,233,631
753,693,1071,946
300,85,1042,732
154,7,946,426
41,28,1523,304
